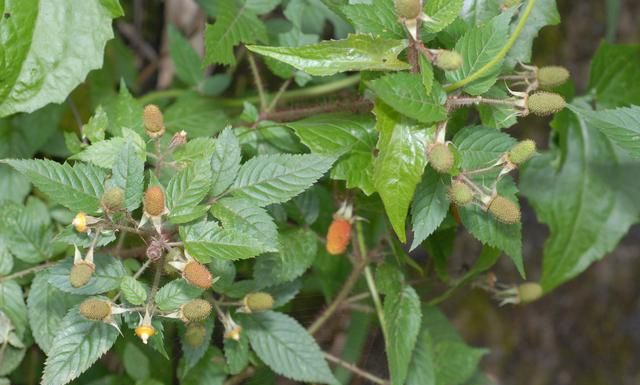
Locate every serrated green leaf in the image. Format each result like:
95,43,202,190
368,72,447,124
331,151,377,195
173,137,216,164
341,0,405,39
410,169,449,250
419,55,434,94
105,80,144,136
460,0,501,26
521,103,640,291
423,0,465,33
123,342,150,381
224,332,250,375
168,205,211,225
239,311,338,385
211,127,242,196
183,220,267,262
588,43,640,108
179,347,227,385
83,105,109,143
211,197,279,252
569,104,640,157
166,159,213,218
181,318,214,373
53,226,116,249
27,271,82,354
247,34,411,76
111,140,144,212
405,321,435,385
155,280,203,311
204,2,267,66
229,153,335,207
168,25,203,86
120,276,148,305
3,159,106,215
41,306,119,385
0,281,27,339
2,199,53,264
453,126,517,169
253,229,317,287
0,0,117,116
164,95,228,138
48,256,127,295
373,102,429,243
446,11,513,95
71,137,127,168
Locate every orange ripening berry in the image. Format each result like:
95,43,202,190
143,186,165,216
183,261,213,289
326,217,352,255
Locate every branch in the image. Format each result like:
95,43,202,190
356,221,387,342
0,262,55,283
247,52,268,111
324,352,390,385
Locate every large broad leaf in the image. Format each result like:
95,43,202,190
384,285,422,385
168,24,203,86
239,311,338,385
247,34,411,76
48,256,127,295
569,105,640,158
0,0,121,117
373,102,429,243
111,141,144,212
341,0,405,39
105,80,144,136
520,102,640,291
229,153,334,207
3,159,106,215
183,220,267,262
410,169,449,250
1,198,53,264
588,42,640,108
446,11,513,95
41,306,120,385
253,229,317,287
164,95,228,138
367,73,447,124
0,281,27,338
203,1,267,66
211,127,242,196
166,159,213,222
423,0,465,33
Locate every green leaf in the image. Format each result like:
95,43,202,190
123,342,150,381
2,199,53,264
476,86,518,129
588,43,640,107
331,151,377,195
453,126,516,169
0,281,27,338
179,347,227,385
211,127,242,196
229,154,335,207
168,25,203,86
521,103,640,291
164,94,228,138
341,0,405,39
405,321,435,385
239,311,338,385
71,137,127,168
120,276,148,305
368,72,447,124
253,229,317,287
373,102,429,243
224,332,250,375
183,221,266,262
210,197,279,252
423,0,465,33
48,256,127,295
3,159,106,215
166,159,213,222
504,0,560,68
410,169,449,250
247,34,411,76
181,318,214,373
0,0,117,117
173,137,216,164
111,140,144,212
105,80,144,136
155,280,203,311
83,105,109,143
569,105,640,157
27,271,81,354
41,306,119,385
446,11,513,95
419,55,434,94
459,0,501,26
204,1,267,66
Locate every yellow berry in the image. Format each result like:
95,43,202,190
79,299,111,321
135,325,156,344
143,186,165,216
72,212,88,233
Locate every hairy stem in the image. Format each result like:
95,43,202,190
0,262,55,283
324,352,390,385
247,52,268,111
447,95,517,108
356,221,387,342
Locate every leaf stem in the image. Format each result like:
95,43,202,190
0,262,56,283
356,221,387,342
247,52,268,111
444,0,538,92
324,352,390,385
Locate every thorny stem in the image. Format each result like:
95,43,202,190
447,95,518,108
247,52,268,111
356,221,387,342
324,352,390,385
444,0,538,92
0,262,55,283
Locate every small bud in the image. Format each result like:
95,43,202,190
168,130,188,150
243,292,274,313
72,212,88,233
517,282,543,303
101,187,124,212
537,66,570,90
428,143,454,173
69,262,94,288
79,299,111,321
181,299,212,322
183,261,213,289
326,218,352,255
184,323,207,347
487,195,521,224
146,238,165,262
527,92,566,116
448,181,473,206
143,186,165,217
435,50,463,71
143,104,165,138
508,140,536,165
395,0,422,19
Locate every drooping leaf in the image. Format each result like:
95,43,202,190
47,256,127,295
588,42,640,108
1,198,53,264
123,342,150,381
183,220,267,262
253,229,317,287
341,0,405,39
210,127,242,196
0,281,27,338
247,34,411,76
70,137,128,168
410,169,450,250
168,24,203,86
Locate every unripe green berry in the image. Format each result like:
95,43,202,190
537,66,570,89
517,282,543,303
435,50,463,71
428,143,454,173
487,195,521,224
69,263,94,288
79,298,111,321
181,299,212,322
243,292,274,313
448,181,473,206
395,0,422,19
527,92,566,116
184,323,207,347
101,187,124,212
508,140,536,165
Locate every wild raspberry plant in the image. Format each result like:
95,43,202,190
0,0,639,384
